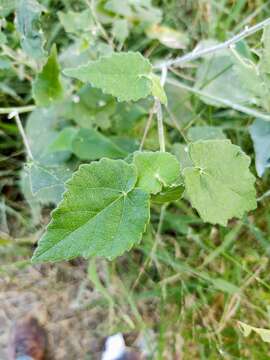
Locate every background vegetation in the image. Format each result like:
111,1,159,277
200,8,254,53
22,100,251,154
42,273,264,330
1,0,270,358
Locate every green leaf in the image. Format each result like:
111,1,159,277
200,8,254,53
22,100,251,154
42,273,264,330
47,127,78,153
249,118,270,177
32,45,64,106
151,185,184,204
171,143,192,170
112,19,129,43
64,52,153,102
133,151,180,194
58,9,94,35
63,85,116,130
72,128,127,160
148,73,167,105
32,159,150,262
183,140,257,226
28,162,71,195
15,0,46,59
195,44,253,107
187,126,226,142
238,321,270,343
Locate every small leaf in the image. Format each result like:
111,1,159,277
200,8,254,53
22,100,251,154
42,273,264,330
249,118,270,177
72,128,127,160
133,151,180,194
238,321,270,343
58,9,93,34
151,185,184,204
183,140,257,226
148,73,167,105
32,45,64,106
32,159,150,262
64,52,153,102
15,0,46,59
112,19,129,44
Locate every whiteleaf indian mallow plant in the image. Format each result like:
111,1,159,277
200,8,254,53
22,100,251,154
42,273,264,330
4,0,270,264
31,49,257,263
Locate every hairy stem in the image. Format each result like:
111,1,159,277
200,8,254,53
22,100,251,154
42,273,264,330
155,17,270,69
166,78,270,121
9,111,34,161
0,105,36,115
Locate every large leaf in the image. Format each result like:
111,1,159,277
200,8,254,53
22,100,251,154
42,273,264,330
63,85,116,129
71,128,127,160
64,52,153,102
32,159,150,262
187,126,226,142
32,45,64,106
183,140,257,226
15,0,46,59
28,162,71,195
133,151,180,194
195,44,254,107
249,118,270,177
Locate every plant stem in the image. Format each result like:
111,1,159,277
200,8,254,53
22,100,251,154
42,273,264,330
155,17,270,69
8,111,34,161
155,65,167,152
156,100,165,152
0,105,36,115
166,77,270,121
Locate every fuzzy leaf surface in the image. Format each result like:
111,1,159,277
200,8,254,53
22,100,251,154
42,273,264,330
64,52,153,102
15,0,46,58
183,140,257,226
32,159,150,262
32,45,63,106
133,151,180,194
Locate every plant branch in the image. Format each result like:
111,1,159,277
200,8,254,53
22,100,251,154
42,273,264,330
166,77,270,121
0,105,36,115
155,65,167,152
155,17,270,69
8,111,34,161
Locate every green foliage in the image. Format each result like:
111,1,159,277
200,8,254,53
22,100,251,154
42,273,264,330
71,128,127,160
64,52,154,102
3,1,270,357
32,159,150,262
183,140,257,226
133,151,180,194
58,9,94,35
249,118,270,177
15,0,46,59
32,45,64,106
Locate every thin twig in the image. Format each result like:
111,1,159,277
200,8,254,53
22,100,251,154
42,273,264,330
139,104,155,151
155,65,167,152
155,17,270,69
156,101,165,152
166,77,270,121
8,111,34,161
0,105,36,115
